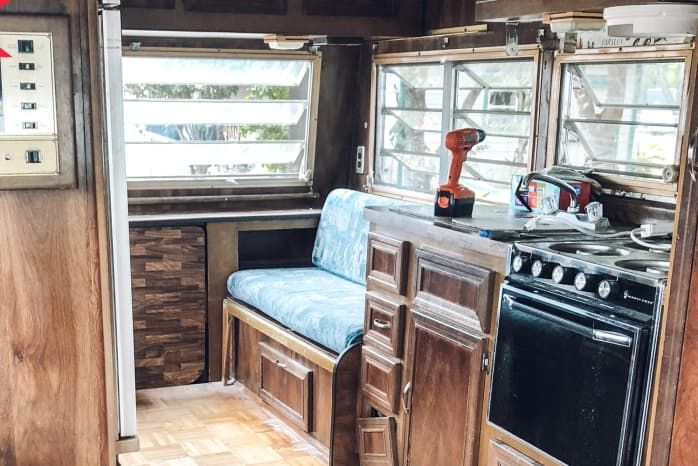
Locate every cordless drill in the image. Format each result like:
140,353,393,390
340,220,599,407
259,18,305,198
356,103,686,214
434,128,486,218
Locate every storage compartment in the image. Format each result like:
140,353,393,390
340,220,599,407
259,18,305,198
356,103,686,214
364,292,406,358
238,228,316,270
259,342,314,432
367,233,409,295
361,346,402,415
487,440,541,466
414,249,495,332
357,417,399,466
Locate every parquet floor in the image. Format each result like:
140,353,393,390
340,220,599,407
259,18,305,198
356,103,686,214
118,383,327,466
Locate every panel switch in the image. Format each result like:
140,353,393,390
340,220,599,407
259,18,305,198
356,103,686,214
20,82,36,91
17,40,34,54
21,102,37,110
25,150,42,164
23,122,37,130
19,62,36,71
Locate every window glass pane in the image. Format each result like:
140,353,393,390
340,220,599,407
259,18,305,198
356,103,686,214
454,59,536,204
122,55,314,181
375,63,445,193
556,60,685,181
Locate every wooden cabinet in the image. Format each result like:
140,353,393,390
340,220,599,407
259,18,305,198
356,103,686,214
361,346,403,415
403,308,487,466
367,233,409,296
364,292,406,358
259,342,314,432
357,417,399,466
487,440,541,466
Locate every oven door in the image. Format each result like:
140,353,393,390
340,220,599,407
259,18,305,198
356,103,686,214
488,285,649,466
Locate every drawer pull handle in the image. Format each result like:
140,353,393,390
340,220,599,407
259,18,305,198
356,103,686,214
274,360,287,369
373,319,391,329
402,382,412,414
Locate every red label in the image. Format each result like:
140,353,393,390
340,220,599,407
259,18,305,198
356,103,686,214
0,1,10,58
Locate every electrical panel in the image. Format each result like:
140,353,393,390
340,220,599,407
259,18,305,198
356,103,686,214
0,15,76,189
0,33,59,177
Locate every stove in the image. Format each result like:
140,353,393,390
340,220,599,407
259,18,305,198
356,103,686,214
488,239,668,466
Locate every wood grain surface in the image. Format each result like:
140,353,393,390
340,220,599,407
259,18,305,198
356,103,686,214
130,226,207,389
118,383,325,466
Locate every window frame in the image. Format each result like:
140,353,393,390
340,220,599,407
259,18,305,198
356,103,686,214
368,46,541,203
547,46,694,197
122,47,323,192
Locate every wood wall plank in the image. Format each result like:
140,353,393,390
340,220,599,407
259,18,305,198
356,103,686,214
0,0,113,465
130,226,207,389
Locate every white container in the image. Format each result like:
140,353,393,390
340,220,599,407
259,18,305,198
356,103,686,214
604,3,698,37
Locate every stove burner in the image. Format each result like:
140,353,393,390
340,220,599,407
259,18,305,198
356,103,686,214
615,260,670,275
549,243,632,257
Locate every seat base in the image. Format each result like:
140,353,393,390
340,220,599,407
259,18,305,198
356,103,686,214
223,298,360,466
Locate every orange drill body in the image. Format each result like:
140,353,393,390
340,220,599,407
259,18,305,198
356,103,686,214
435,128,486,218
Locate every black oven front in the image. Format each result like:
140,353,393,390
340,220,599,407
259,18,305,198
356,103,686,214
488,284,650,466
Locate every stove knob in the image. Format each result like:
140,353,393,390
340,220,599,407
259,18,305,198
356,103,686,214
574,272,600,292
531,259,554,279
512,255,530,273
598,279,621,300
552,265,575,285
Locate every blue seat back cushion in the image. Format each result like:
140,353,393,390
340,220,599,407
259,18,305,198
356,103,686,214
311,189,401,285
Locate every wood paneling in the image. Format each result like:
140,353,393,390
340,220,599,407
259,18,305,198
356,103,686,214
364,292,406,358
183,0,287,14
361,346,402,415
303,0,398,18
122,0,175,9
130,226,207,389
367,233,409,296
424,0,475,31
357,417,399,466
414,249,495,333
260,342,314,432
403,309,486,466
0,1,112,465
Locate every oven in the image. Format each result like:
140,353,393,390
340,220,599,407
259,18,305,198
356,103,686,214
488,283,651,466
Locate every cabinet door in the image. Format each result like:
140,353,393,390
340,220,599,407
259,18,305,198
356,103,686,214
357,417,399,466
404,308,486,466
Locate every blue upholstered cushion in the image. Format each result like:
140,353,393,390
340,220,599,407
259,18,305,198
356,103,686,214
312,189,400,285
227,267,366,353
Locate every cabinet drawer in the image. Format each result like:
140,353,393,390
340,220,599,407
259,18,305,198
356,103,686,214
357,417,398,466
361,346,402,415
487,440,541,466
364,292,405,358
367,233,408,295
414,249,495,332
259,343,313,432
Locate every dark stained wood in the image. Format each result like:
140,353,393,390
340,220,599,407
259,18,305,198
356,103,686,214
357,417,399,466
367,233,410,296
403,308,486,466
121,0,422,37
259,342,314,433
183,0,287,14
304,0,398,18
331,345,362,466
475,0,661,22
487,440,541,466
0,1,113,465
130,226,206,389
122,0,175,8
424,0,475,31
414,249,495,333
364,292,406,358
361,346,402,415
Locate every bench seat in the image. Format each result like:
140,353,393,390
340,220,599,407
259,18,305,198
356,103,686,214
227,267,365,354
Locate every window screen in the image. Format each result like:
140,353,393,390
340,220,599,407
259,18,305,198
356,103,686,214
556,59,686,181
122,54,317,185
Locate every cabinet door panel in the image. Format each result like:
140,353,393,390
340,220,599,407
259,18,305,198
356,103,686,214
361,346,402,415
367,233,409,295
404,308,486,466
364,292,406,358
357,417,399,466
414,249,494,332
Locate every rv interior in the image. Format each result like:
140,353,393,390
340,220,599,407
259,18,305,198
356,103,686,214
4,1,698,465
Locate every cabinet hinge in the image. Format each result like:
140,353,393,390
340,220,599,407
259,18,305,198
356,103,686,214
482,350,490,374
